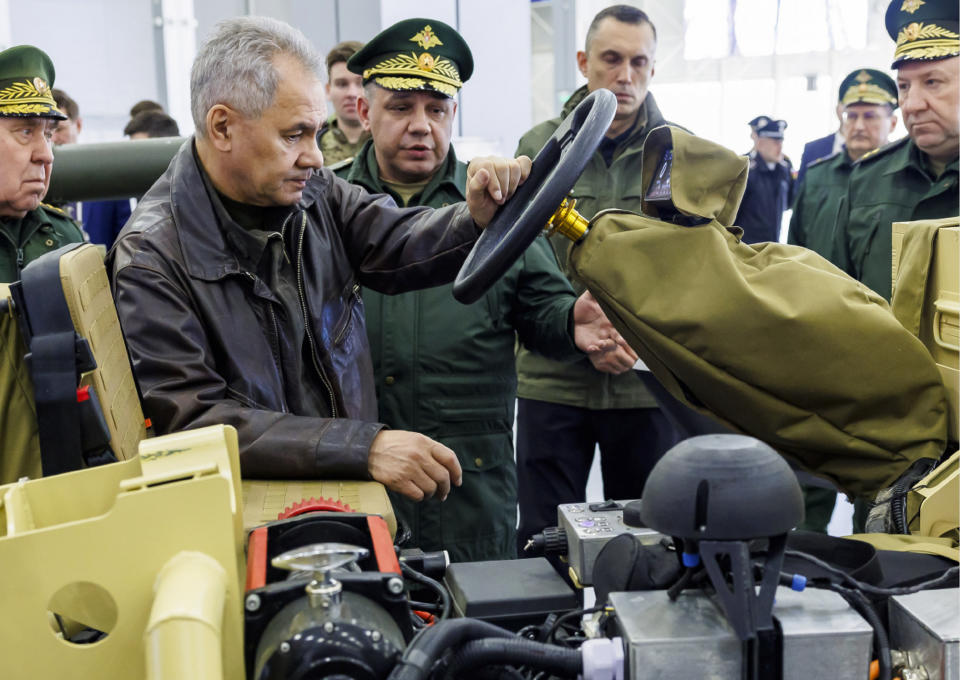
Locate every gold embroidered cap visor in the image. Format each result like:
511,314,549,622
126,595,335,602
0,45,66,119
838,68,899,108
885,0,959,68
346,18,474,98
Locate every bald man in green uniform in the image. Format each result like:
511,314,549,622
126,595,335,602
335,18,632,562
788,69,898,265
834,0,959,301
0,45,84,282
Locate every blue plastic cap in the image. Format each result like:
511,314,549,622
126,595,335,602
682,552,700,568
790,574,807,591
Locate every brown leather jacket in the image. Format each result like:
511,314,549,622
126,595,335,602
108,139,478,479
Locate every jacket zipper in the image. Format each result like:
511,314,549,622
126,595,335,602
244,271,289,413
333,284,361,346
294,210,339,418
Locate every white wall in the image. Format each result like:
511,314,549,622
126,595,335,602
9,0,158,142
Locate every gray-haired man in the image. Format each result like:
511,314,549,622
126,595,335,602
108,16,530,502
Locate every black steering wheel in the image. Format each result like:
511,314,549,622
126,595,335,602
452,88,617,304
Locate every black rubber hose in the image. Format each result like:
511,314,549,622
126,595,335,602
387,618,515,680
400,560,452,621
890,471,913,534
829,583,891,680
443,638,583,680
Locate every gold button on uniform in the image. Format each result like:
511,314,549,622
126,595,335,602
45,239,54,246
384,376,395,385
474,457,483,467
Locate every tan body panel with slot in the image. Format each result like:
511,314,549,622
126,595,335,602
892,219,959,440
0,425,245,680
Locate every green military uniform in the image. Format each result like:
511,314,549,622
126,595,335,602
337,142,580,561
834,1,960,301
836,137,958,300
0,203,85,282
343,19,581,562
0,45,83,282
318,115,370,166
515,85,671,409
787,150,853,262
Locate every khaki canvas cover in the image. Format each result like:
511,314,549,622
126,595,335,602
570,126,948,497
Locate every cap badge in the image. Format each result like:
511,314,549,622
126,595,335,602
32,77,50,96
900,0,924,14
411,25,443,50
418,52,435,72
854,70,872,84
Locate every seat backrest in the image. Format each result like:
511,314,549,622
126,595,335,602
56,244,146,461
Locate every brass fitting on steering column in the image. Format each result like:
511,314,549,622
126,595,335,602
544,197,589,242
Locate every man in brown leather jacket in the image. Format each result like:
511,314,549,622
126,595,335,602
108,17,532,503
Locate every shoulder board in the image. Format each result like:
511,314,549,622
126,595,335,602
40,202,69,216
856,136,909,165
808,150,841,169
326,157,354,172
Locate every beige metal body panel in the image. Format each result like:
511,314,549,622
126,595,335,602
0,425,244,680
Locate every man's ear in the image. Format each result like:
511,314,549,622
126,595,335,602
889,113,898,135
576,50,588,78
206,104,234,151
75,117,83,135
357,95,372,131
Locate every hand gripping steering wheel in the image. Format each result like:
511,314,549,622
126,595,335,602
452,88,617,304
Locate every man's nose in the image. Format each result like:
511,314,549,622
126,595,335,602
407,108,431,133
300,135,324,169
900,85,926,114
616,63,634,83
34,134,54,164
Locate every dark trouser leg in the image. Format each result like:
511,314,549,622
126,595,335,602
852,497,870,533
797,485,837,533
595,407,681,501
515,398,596,557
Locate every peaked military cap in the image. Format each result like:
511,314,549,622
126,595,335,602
885,0,959,68
749,116,787,139
347,18,473,98
838,68,899,108
0,45,66,119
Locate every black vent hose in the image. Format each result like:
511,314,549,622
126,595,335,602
442,638,583,680
387,619,514,680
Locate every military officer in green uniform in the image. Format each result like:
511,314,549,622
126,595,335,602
318,41,371,166
834,0,959,301
0,45,84,282
336,19,632,562
788,70,898,266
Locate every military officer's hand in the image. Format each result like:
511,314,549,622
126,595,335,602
466,155,532,228
367,430,463,502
